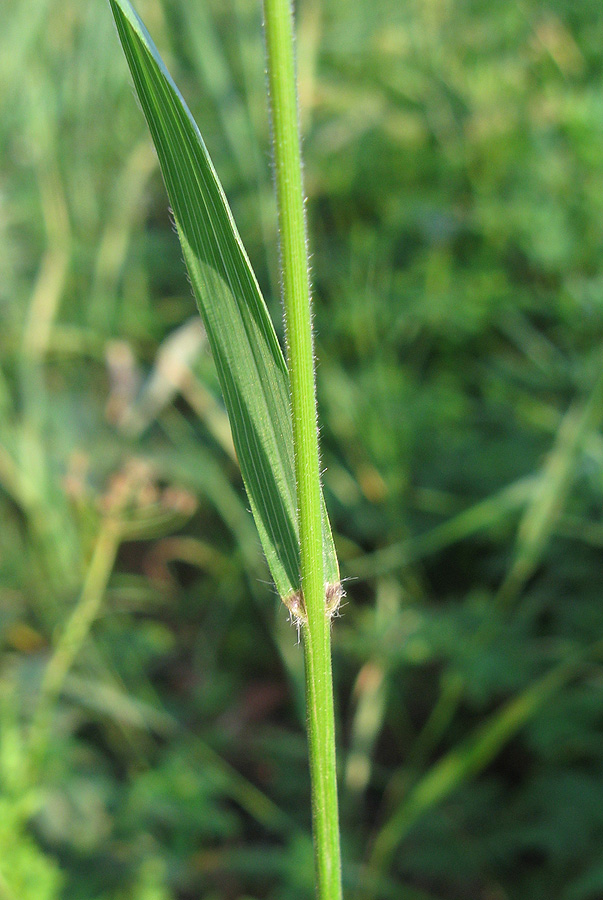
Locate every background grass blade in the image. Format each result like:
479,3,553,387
109,0,338,601
363,640,603,896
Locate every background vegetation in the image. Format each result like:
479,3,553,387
2,0,603,898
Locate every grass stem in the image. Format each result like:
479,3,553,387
262,0,343,896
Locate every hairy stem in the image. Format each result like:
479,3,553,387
263,0,343,896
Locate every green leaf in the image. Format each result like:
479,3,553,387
109,0,338,601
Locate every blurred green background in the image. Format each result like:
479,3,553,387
2,0,603,898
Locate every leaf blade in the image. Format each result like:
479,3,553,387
109,0,339,599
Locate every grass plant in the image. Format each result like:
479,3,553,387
109,0,343,894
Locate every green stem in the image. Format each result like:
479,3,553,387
263,0,342,897
27,515,122,773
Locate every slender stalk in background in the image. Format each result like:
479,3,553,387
263,1,343,896
27,513,122,772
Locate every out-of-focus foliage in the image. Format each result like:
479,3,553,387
1,0,603,898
